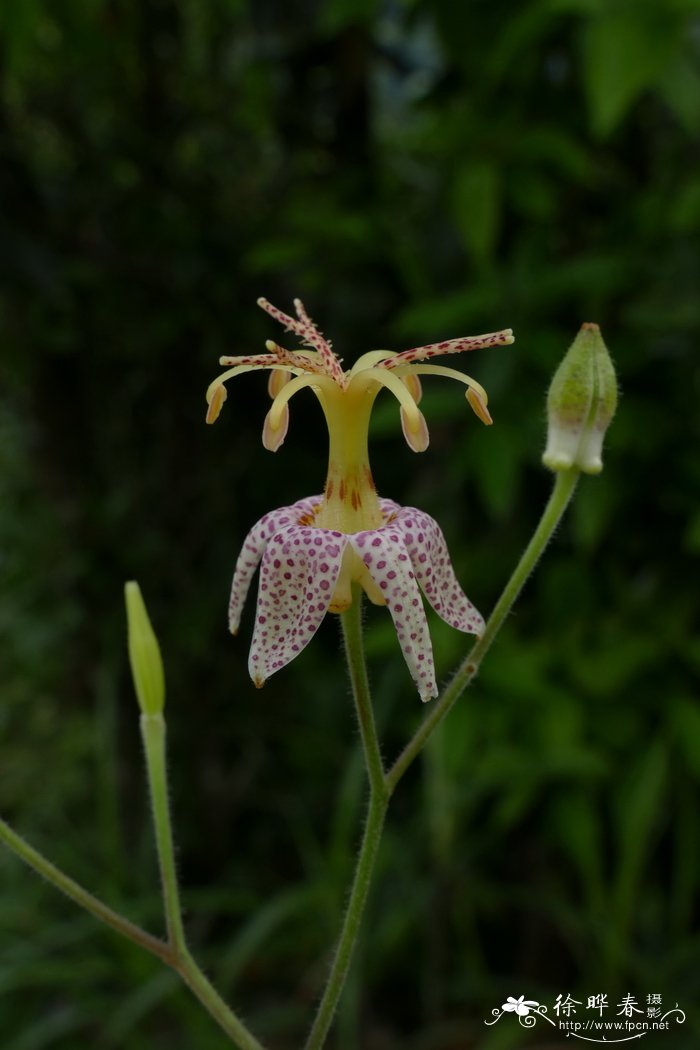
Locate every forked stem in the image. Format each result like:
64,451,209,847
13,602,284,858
0,815,171,962
139,711,266,1050
305,470,580,1047
1,470,580,1050
0,719,266,1050
387,469,580,792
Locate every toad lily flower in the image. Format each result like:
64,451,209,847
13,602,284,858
206,298,513,701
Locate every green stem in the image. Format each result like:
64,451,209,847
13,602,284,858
304,472,579,1046
140,712,267,1050
174,948,266,1050
140,713,188,953
1,469,577,1050
305,795,387,1050
0,816,170,963
305,590,389,1050
386,469,580,794
0,718,266,1050
339,588,386,795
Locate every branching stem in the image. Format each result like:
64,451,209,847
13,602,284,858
306,469,580,1047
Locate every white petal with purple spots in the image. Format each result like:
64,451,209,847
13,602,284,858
378,496,401,520
249,524,347,686
349,527,438,702
395,507,484,636
228,496,322,633
228,494,483,702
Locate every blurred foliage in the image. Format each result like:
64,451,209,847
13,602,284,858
0,0,699,1047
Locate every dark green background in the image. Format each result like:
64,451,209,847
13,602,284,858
1,1,699,1047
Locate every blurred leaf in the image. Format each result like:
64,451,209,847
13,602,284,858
551,790,604,912
488,0,569,82
670,789,700,939
423,721,457,863
515,126,595,182
670,179,700,233
100,970,179,1045
216,885,319,989
0,0,45,78
659,57,700,132
468,422,519,519
671,698,700,779
5,1003,83,1050
318,0,377,33
570,633,662,696
582,8,682,136
451,160,501,265
570,475,618,550
613,740,667,917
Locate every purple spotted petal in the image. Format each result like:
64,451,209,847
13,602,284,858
249,525,347,686
228,496,322,632
350,528,438,702
228,493,480,702
379,496,402,521
395,507,484,635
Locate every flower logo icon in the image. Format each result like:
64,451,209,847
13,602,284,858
502,995,540,1016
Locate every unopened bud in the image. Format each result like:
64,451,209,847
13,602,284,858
125,581,165,715
542,323,618,475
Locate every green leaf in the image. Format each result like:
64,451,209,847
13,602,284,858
571,476,618,550
550,790,604,911
318,0,377,34
670,179,700,233
672,698,700,779
451,160,501,265
659,57,700,132
613,740,667,915
469,421,518,519
582,9,681,136
0,0,44,78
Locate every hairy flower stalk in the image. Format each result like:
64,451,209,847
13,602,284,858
206,298,513,700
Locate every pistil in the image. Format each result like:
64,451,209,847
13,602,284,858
314,384,384,534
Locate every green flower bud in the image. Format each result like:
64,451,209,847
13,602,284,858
542,322,618,475
125,581,165,715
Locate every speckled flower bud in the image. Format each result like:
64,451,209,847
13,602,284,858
542,323,618,475
125,581,165,715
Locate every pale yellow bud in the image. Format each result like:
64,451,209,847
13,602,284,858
125,581,165,715
543,323,618,475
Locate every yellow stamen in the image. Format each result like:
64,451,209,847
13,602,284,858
262,403,290,451
349,366,424,432
268,368,292,398
206,383,227,424
207,362,306,406
267,372,339,429
400,404,430,452
402,372,422,404
394,363,488,403
467,387,493,425
348,349,394,377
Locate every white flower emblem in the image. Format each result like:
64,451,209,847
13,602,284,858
501,995,540,1016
